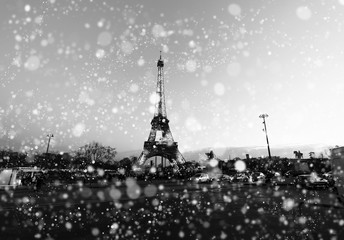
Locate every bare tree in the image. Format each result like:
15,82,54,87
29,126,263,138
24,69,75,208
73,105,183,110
76,141,117,164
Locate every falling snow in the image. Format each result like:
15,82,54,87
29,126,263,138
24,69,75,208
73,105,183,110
1,0,344,239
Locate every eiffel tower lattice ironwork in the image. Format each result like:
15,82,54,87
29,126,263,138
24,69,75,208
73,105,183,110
136,54,185,167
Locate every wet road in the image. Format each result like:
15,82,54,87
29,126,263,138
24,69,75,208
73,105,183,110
1,179,344,239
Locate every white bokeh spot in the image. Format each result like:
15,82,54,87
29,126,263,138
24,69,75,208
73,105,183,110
149,92,159,105
97,31,112,46
214,83,225,96
72,123,86,137
95,49,105,59
296,6,312,20
185,117,202,132
130,83,139,93
24,56,40,71
186,60,197,72
228,4,241,16
234,160,246,172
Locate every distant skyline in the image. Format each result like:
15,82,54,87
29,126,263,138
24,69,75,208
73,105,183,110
1,0,344,155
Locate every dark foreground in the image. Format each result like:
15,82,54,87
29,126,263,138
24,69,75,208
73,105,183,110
1,180,344,240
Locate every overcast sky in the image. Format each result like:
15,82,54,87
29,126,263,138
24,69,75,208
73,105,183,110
1,0,344,155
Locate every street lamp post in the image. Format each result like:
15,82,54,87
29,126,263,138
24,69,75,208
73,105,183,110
46,134,54,154
259,114,271,159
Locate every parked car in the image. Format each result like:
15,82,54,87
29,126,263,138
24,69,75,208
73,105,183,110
70,171,87,182
212,174,233,182
220,174,233,182
270,172,294,186
232,172,249,182
295,173,329,189
247,172,266,185
195,166,206,172
321,172,335,187
189,173,211,183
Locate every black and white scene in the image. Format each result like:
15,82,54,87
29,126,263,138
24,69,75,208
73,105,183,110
1,0,344,239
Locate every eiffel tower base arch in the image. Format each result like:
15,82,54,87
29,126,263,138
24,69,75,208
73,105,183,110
133,141,185,172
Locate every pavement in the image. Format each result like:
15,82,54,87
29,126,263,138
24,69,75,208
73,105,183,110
0,179,344,239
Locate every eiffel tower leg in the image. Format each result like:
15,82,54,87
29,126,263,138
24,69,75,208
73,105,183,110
176,150,186,164
137,151,147,166
133,151,147,173
168,159,182,174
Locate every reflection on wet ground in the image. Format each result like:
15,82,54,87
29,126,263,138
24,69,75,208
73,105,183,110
1,180,344,239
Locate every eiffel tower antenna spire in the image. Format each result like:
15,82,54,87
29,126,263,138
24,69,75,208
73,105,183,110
155,51,166,117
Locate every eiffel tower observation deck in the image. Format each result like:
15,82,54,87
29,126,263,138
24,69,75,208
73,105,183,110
135,53,185,169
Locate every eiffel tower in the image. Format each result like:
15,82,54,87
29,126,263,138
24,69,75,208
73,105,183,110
136,53,185,168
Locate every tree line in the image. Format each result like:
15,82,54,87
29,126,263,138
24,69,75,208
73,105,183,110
0,142,134,171
0,142,332,177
